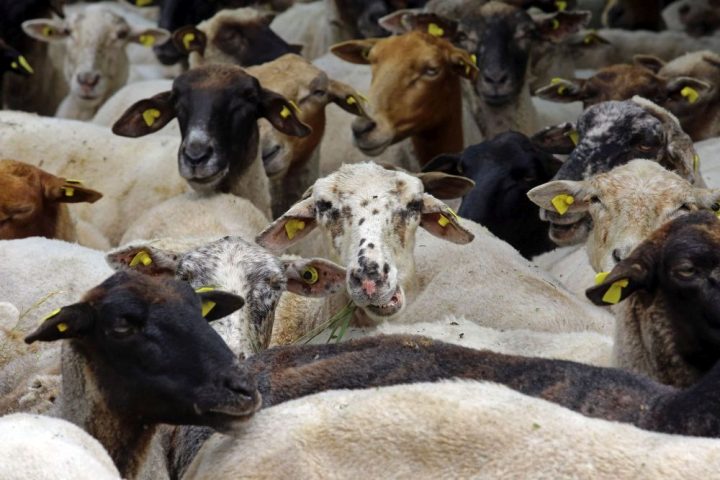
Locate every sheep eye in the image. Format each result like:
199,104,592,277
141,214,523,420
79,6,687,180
111,318,136,337
589,195,601,204
636,144,655,153
679,204,693,212
711,202,720,212
116,29,129,40
424,67,440,77
313,89,327,97
674,265,696,279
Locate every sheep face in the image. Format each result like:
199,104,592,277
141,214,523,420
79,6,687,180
331,31,476,159
111,64,311,193
24,271,260,431
257,163,473,324
602,0,665,30
424,131,561,259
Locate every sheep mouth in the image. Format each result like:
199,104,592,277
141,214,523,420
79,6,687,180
482,93,514,106
354,138,392,157
366,286,404,317
201,392,262,422
549,218,590,245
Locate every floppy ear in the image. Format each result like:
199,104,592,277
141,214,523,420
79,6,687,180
531,122,577,154
408,13,460,40
22,19,69,43
331,39,378,65
25,304,95,344
585,241,659,305
417,171,474,199
422,153,463,176
283,258,346,297
1,47,34,76
195,288,245,321
327,79,368,117
260,88,312,137
420,193,474,244
378,9,416,34
633,54,666,74
665,77,713,105
256,197,318,253
128,28,171,48
526,179,590,215
106,244,181,277
112,91,175,137
534,11,591,43
42,176,102,204
449,47,478,81
534,78,586,103
172,26,207,55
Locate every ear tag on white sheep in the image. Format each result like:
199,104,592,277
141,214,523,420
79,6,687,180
681,86,699,104
470,54,477,66
284,219,306,240
438,214,450,227
138,34,156,47
129,251,152,267
301,266,319,285
601,278,629,305
594,272,609,285
62,187,75,197
182,32,196,51
555,0,567,11
694,154,700,173
42,26,54,37
427,23,444,37
142,108,161,127
551,194,574,215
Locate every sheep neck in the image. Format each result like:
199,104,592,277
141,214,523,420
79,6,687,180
680,100,720,141
410,83,464,167
472,83,537,139
223,129,272,219
59,343,161,480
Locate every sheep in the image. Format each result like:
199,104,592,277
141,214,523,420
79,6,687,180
662,0,720,36
0,413,121,480
601,0,667,30
183,381,720,480
22,271,258,480
422,131,562,258
0,159,107,249
22,4,170,120
173,8,302,70
533,96,702,247
257,162,613,334
111,63,314,219
536,51,720,142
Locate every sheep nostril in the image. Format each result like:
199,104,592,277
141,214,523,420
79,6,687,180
352,118,377,137
612,248,623,263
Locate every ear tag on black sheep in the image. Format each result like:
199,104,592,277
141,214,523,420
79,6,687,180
129,251,152,267
284,219,306,240
601,278,629,304
427,23,444,37
182,32,196,50
551,19,560,30
681,86,699,104
42,308,68,332
551,194,574,215
11,56,34,74
139,34,156,47
143,108,161,127
195,286,217,317
565,129,579,146
555,1,567,11
136,0,153,6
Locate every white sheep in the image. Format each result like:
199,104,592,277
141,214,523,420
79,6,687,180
183,380,720,480
0,413,121,480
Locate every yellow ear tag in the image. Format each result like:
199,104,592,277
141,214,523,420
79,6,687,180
42,308,61,321
551,194,574,215
129,251,152,267
136,0,153,5
567,129,579,146
594,271,609,285
438,214,450,227
284,219,306,240
195,286,216,293
62,187,75,197
289,100,301,114
551,19,560,30
681,86,699,104
57,322,69,333
427,23,444,37
280,106,292,119
139,34,156,47
182,32,196,50
555,0,567,11
65,178,83,185
42,26,54,37
201,301,216,317
583,33,594,44
346,96,357,105
470,54,477,66
301,266,319,284
11,61,17,69
602,278,629,304
694,154,700,173
142,108,161,127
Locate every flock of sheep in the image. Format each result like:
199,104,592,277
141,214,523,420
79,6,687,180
2,0,720,478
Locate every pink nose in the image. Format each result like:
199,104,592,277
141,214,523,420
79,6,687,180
361,279,377,296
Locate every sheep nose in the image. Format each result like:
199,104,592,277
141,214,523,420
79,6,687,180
612,248,626,264
183,141,213,165
223,371,256,400
77,71,100,87
483,70,509,86
361,279,377,296
352,117,377,138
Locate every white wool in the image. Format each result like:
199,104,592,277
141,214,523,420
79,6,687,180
272,0,343,61
697,137,720,187
184,381,720,480
0,413,120,480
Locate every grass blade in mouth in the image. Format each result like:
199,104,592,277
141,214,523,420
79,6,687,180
295,301,357,345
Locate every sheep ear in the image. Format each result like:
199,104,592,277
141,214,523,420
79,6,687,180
331,39,378,65
585,244,658,306
534,11,590,43
283,258,346,297
260,89,312,138
420,193,474,244
25,304,95,344
665,77,713,105
172,26,207,55
534,78,586,103
106,244,181,277
449,47,478,81
378,9,414,34
408,13,459,40
416,171,474,199
633,54,666,74
527,180,589,215
256,197,318,253
531,122,577,155
327,79,367,117
43,177,103,204
128,28,171,48
22,19,69,43
422,153,463,176
195,288,245,321
112,91,175,137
